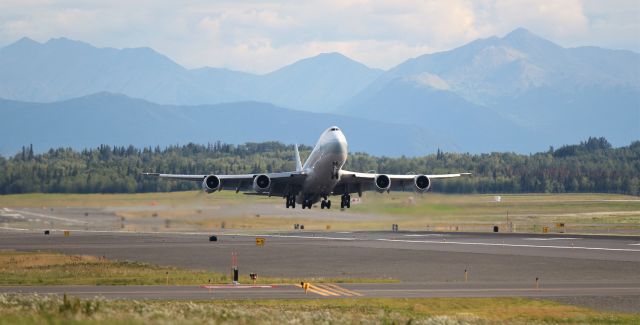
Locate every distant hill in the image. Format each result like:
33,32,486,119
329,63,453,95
0,93,443,157
341,28,640,147
0,38,381,112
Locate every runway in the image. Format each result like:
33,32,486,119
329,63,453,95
1,227,639,311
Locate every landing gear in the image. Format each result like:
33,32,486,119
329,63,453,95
320,200,332,209
285,195,296,209
340,194,351,209
301,199,312,209
331,161,339,179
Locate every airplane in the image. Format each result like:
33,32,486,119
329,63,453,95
143,126,470,209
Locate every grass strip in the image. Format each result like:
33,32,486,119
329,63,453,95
0,251,396,286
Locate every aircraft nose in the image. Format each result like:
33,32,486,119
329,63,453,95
327,130,347,152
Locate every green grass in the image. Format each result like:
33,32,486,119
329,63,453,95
0,251,395,286
0,294,637,324
348,192,640,233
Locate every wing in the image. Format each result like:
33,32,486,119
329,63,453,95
333,170,471,195
142,171,306,196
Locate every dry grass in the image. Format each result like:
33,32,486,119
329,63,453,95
2,192,639,234
0,191,279,208
0,251,395,286
0,294,637,325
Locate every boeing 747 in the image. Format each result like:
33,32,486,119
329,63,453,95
144,126,470,209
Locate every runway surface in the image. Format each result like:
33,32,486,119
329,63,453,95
1,227,639,311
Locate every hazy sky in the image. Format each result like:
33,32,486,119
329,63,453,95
1,0,638,73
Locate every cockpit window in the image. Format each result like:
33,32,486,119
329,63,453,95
330,127,339,131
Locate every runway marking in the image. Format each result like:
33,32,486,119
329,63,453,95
266,234,357,241
358,287,640,293
322,283,363,297
303,284,338,296
3,208,86,224
0,213,24,218
201,285,275,289
404,234,445,237
377,238,640,252
298,283,361,297
524,237,580,241
630,243,640,246
0,226,30,231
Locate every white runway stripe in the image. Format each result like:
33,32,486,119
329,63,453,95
404,234,445,237
524,237,579,241
4,208,86,224
266,234,357,241
377,238,640,252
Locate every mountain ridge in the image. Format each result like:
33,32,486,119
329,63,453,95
0,38,382,112
1,28,638,154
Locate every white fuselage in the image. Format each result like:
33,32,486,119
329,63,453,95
298,126,348,203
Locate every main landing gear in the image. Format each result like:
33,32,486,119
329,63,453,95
286,194,314,209
320,199,331,209
286,195,344,210
340,194,351,209
285,195,296,209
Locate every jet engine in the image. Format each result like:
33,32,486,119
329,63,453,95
253,174,271,193
202,175,221,193
374,174,391,193
413,175,431,192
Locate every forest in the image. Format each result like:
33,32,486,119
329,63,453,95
1,137,638,195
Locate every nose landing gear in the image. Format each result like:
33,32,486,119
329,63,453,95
301,199,313,209
320,200,332,209
331,161,339,180
285,194,296,209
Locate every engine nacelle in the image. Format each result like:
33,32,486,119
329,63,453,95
413,175,431,192
252,174,271,193
202,175,221,193
374,174,391,193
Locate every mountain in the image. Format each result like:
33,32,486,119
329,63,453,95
255,53,383,112
0,93,444,157
342,28,640,149
1,30,638,154
0,38,382,112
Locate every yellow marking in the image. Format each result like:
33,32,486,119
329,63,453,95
299,283,338,296
307,288,330,296
323,283,363,297
298,283,362,297
299,283,328,296
256,237,265,246
311,284,344,296
316,284,354,296
308,284,340,296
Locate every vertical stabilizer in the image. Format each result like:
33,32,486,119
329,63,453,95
294,144,303,172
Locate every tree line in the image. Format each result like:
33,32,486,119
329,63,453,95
1,137,638,195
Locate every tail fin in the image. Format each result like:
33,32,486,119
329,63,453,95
294,144,303,172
